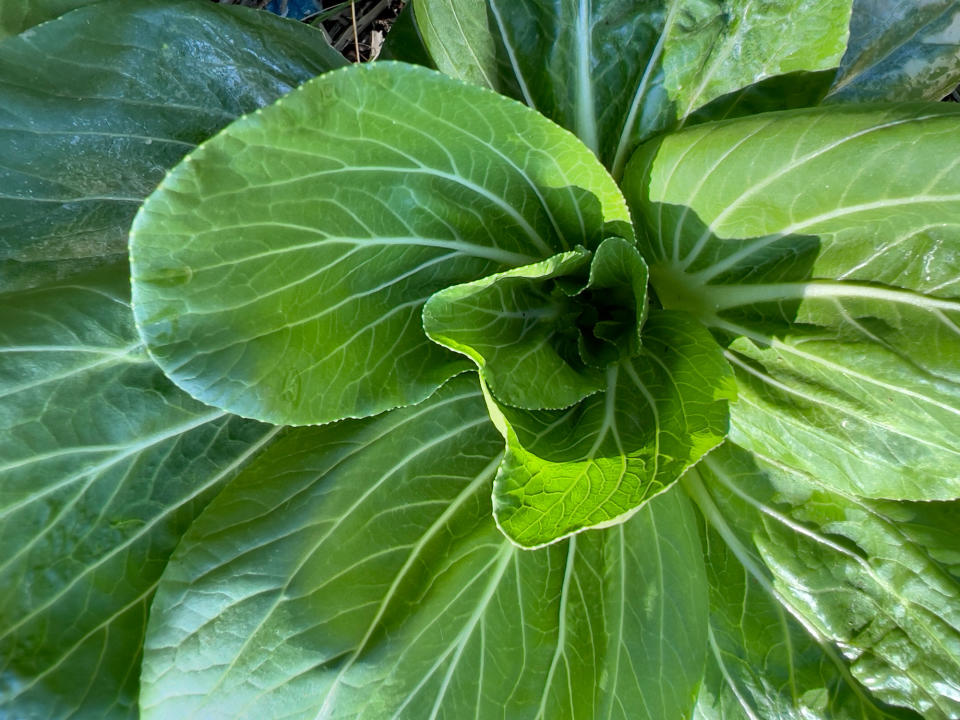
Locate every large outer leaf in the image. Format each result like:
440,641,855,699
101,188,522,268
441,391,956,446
488,310,735,548
0,3,344,715
0,0,344,292
140,377,709,720
130,62,632,426
692,526,919,720
829,0,960,103
0,0,101,39
413,0,851,176
623,103,960,501
0,266,279,719
688,443,960,719
662,0,851,119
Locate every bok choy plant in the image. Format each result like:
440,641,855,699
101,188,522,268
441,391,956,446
2,0,960,718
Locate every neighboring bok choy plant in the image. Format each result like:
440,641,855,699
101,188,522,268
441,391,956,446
2,1,960,718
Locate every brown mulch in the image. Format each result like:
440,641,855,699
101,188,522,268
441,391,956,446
211,0,405,62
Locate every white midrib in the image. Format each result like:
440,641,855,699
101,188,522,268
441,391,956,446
690,193,960,284
534,537,577,720
575,0,599,155
312,454,504,720
610,1,683,180
703,280,960,315
706,455,960,696
685,467,889,715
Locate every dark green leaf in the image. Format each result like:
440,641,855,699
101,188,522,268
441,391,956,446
829,1,960,102
0,0,344,293
140,377,709,719
0,266,277,719
379,0,434,67
0,0,101,39
413,0,852,176
688,443,960,719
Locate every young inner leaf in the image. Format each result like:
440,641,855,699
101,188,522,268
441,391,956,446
423,237,648,411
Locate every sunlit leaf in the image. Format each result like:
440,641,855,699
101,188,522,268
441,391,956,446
140,378,709,719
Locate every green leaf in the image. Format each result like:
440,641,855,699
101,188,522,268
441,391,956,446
424,246,603,410
0,0,344,293
0,266,278,719
490,310,735,548
688,443,960,719
828,1,960,102
140,376,708,719
0,0,101,39
379,0,434,67
412,0,852,176
412,0,496,88
623,103,960,501
662,0,852,118
686,455,921,720
423,237,647,410
130,62,632,426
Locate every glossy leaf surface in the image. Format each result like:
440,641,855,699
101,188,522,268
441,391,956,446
0,3,344,714
0,0,343,293
624,103,960,501
0,266,277,719
141,377,709,719
413,0,852,175
490,310,735,548
689,443,960,719
131,62,632,426
829,0,960,102
662,0,851,118
0,0,101,39
691,516,919,720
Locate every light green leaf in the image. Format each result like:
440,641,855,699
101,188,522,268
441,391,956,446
0,266,278,719
130,62,632,426
0,0,344,293
829,0,960,103
423,237,647,410
688,443,960,719
490,310,735,548
424,246,603,410
0,0,101,39
413,0,497,89
623,103,960,501
662,0,852,118
412,0,852,176
140,376,708,719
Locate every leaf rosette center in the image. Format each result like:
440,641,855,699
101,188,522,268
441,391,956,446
423,236,648,411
